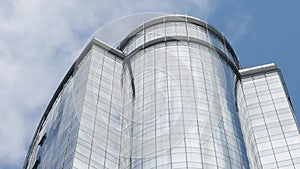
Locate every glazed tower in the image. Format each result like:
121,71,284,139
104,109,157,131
24,15,300,169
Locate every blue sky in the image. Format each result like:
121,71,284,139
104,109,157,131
0,0,299,168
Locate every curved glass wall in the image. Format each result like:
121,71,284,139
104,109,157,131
121,39,249,168
117,16,248,168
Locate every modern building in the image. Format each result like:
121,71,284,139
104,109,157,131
23,15,300,169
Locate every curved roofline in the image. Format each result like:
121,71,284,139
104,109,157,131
117,14,240,67
124,36,239,75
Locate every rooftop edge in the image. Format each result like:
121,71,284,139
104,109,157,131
239,63,278,77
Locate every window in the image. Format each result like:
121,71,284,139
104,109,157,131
32,158,40,169
38,133,47,146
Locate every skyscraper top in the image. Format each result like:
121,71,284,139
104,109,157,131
24,14,300,169
117,15,240,68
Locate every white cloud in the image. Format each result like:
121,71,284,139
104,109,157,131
0,0,220,168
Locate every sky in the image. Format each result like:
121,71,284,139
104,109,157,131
0,0,299,168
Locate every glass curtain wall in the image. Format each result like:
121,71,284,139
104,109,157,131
121,17,249,169
24,49,92,169
237,67,300,169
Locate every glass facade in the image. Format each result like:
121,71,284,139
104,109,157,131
24,15,299,169
121,40,248,169
23,49,92,168
237,64,300,169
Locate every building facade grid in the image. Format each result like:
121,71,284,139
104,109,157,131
24,15,300,169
